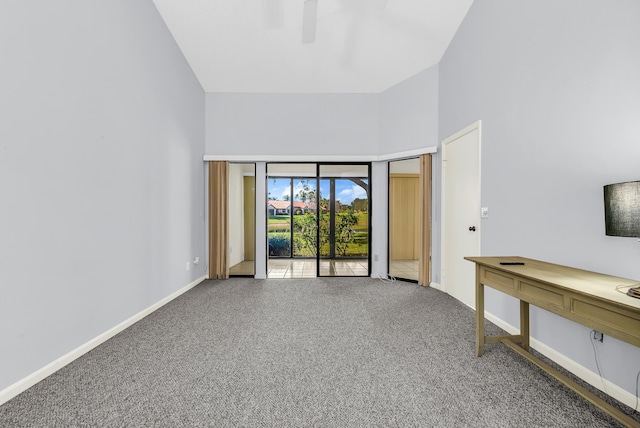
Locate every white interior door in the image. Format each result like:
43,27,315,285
441,122,481,309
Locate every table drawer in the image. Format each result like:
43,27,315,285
571,298,640,347
480,267,515,292
519,279,566,311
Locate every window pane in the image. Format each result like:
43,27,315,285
292,179,317,257
267,177,291,257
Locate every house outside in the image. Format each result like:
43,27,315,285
267,200,317,216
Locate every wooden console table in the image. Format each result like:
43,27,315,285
465,256,640,428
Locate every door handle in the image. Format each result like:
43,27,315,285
469,226,476,232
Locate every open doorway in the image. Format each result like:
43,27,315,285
228,163,255,277
388,158,420,281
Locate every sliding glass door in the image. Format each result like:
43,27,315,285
266,163,370,278
317,164,370,277
267,164,317,278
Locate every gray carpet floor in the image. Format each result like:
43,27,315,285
1,278,638,427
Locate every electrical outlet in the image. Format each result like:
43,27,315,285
594,331,604,343
193,257,199,265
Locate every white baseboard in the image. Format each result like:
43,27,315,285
484,311,638,409
429,282,443,292
0,275,207,406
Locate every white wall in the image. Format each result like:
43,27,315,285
205,67,438,159
206,93,380,157
370,161,389,277
0,1,206,393
439,0,640,398
255,162,268,279
379,66,439,155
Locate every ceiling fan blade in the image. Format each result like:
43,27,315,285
302,0,318,43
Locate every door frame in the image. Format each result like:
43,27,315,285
441,121,482,306
387,158,420,283
265,162,371,278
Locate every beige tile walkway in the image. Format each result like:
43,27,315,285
231,258,417,280
389,259,419,281
268,259,369,278
229,260,255,276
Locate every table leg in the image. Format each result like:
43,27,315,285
520,300,530,351
475,264,484,357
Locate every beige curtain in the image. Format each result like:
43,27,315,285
418,154,432,286
209,161,229,279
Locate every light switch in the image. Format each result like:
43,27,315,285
481,207,489,218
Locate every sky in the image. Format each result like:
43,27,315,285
268,178,368,205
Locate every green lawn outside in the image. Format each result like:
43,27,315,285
268,215,291,233
268,212,368,257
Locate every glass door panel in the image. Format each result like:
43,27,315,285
317,164,370,277
292,179,317,257
267,177,292,257
318,179,331,259
267,164,317,278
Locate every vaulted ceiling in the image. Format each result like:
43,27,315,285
152,0,474,93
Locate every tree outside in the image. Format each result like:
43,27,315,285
268,177,368,258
